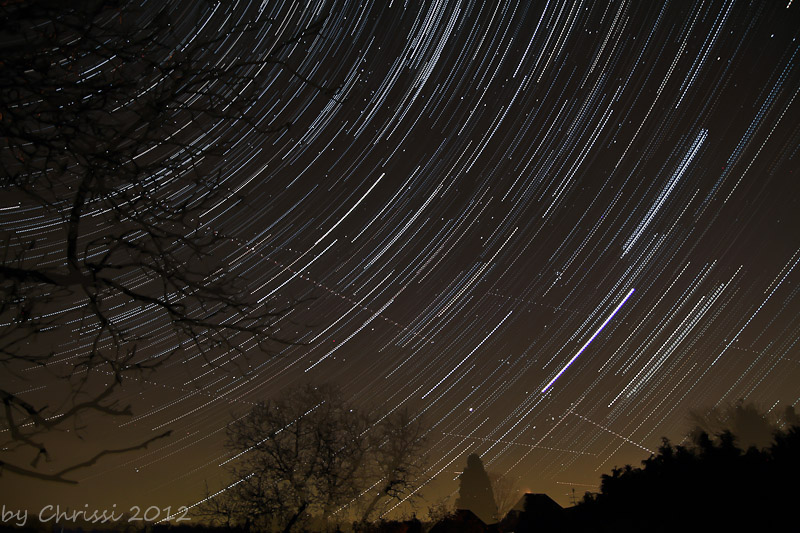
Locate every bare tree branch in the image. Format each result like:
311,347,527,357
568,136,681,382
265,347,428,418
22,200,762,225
204,385,428,531
1,0,336,481
0,429,172,484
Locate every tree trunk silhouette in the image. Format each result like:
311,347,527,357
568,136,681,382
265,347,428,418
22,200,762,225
283,502,308,533
358,407,428,523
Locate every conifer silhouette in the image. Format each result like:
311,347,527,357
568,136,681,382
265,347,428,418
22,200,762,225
455,453,497,523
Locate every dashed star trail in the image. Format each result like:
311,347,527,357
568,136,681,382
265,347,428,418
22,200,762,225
3,0,800,514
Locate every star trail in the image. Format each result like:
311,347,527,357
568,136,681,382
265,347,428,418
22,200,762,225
2,0,800,517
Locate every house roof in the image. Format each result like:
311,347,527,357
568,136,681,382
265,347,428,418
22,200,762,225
430,509,487,533
510,493,563,514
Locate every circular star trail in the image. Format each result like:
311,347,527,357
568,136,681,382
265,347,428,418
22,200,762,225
4,0,800,513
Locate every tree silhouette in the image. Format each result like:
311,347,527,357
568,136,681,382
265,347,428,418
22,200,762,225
204,384,428,532
208,384,370,532
1,0,335,483
571,424,800,532
488,471,520,521
358,407,429,523
782,405,800,426
688,400,781,449
455,453,497,524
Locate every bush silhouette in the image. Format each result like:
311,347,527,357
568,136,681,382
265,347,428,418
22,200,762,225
571,425,800,532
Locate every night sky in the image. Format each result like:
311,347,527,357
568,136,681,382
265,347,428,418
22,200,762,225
4,0,800,519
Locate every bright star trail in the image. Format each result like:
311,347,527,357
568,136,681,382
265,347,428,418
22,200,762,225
2,0,800,515
542,288,635,393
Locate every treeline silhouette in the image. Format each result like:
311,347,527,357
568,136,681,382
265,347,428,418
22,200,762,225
19,421,799,532
567,425,800,532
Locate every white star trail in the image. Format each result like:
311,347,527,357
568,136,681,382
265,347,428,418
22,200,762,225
3,0,800,515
